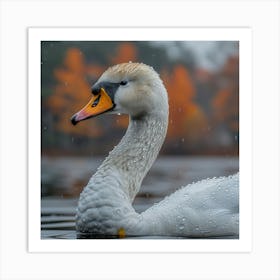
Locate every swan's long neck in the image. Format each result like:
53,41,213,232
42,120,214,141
96,111,168,201
76,106,168,234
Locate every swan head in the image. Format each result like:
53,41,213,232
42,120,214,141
71,62,168,125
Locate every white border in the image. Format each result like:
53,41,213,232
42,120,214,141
28,27,252,253
1,1,279,279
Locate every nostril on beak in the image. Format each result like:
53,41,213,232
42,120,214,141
91,85,101,95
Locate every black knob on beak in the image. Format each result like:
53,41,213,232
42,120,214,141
91,84,101,95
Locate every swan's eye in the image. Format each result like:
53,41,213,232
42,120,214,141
120,80,128,86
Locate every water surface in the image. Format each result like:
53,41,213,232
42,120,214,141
41,156,239,239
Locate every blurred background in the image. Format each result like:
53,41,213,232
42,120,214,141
41,41,239,238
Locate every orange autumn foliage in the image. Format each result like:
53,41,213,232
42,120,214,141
212,87,238,133
163,65,207,141
212,89,231,121
48,44,138,136
48,48,103,137
111,43,138,64
115,115,129,128
86,64,106,80
212,56,239,134
43,42,239,156
47,46,214,141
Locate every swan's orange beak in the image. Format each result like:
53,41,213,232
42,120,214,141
71,88,115,125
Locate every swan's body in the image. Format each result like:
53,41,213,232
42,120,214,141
71,62,239,238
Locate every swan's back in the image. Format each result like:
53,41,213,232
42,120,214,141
139,173,239,237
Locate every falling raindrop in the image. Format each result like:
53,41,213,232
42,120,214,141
179,225,184,230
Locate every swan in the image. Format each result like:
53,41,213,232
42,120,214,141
71,62,239,238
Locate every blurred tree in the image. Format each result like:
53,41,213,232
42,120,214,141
163,65,208,149
211,56,239,143
110,42,138,64
47,48,103,138
42,41,239,155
